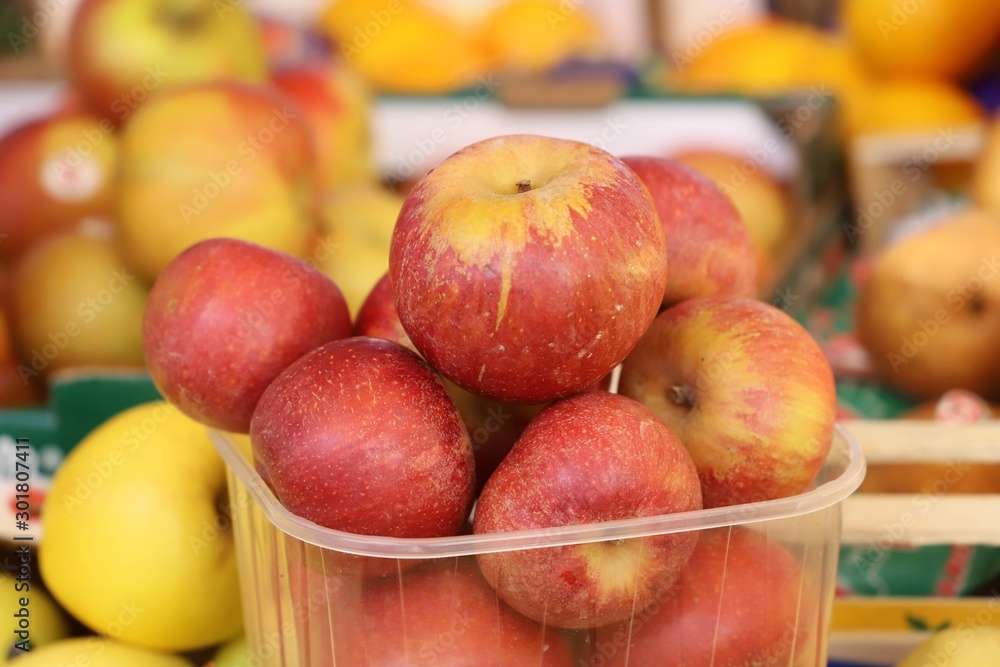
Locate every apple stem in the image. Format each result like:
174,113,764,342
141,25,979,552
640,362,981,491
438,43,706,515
670,385,697,408
516,180,531,194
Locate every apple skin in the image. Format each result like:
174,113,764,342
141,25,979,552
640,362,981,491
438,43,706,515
272,61,376,189
355,272,547,491
619,296,835,508
0,112,118,262
390,134,668,404
249,336,474,545
320,560,577,666
594,527,805,667
68,0,267,122
143,238,351,433
473,391,702,629
116,82,317,281
622,156,757,305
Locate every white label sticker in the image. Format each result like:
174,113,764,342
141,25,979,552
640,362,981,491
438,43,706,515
38,150,104,204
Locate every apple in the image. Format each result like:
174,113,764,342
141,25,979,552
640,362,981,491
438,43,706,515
351,561,576,665
68,0,268,122
355,273,547,490
11,638,194,667
143,238,351,434
619,296,836,508
249,337,474,564
622,156,757,305
11,232,148,388
856,209,1000,400
40,402,242,651
115,82,317,281
473,391,702,629
312,185,403,316
594,527,805,667
272,61,377,189
897,625,1000,667
0,112,118,262
390,134,668,404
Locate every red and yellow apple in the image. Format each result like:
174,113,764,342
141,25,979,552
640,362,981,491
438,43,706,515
619,296,836,508
143,238,351,433
250,337,474,572
595,527,805,667
115,82,317,281
272,61,376,189
0,112,118,262
68,0,268,121
622,156,757,305
474,391,702,628
390,134,668,404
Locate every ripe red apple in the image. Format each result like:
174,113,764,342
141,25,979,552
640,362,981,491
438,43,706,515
250,336,474,545
390,134,668,404
619,296,836,508
622,156,757,305
473,391,702,629
321,560,577,665
355,273,547,490
68,0,268,122
594,527,805,667
0,112,118,262
143,238,351,433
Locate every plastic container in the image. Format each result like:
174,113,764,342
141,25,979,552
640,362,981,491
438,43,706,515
210,425,865,666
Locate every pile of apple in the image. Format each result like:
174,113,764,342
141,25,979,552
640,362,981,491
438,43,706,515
143,133,837,665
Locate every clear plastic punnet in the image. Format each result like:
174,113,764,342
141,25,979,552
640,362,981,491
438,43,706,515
210,424,865,666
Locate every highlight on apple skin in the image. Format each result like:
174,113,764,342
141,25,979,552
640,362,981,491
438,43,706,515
142,238,352,433
619,296,836,508
390,134,668,405
473,391,702,629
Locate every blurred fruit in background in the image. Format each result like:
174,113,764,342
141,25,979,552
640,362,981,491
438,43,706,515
40,402,243,651
11,231,148,384
842,78,985,139
272,59,377,189
68,0,268,121
478,0,604,74
0,311,44,407
313,184,403,315
13,637,194,666
842,0,1000,81
672,150,792,290
0,112,118,262
208,635,249,667
319,0,487,94
115,83,318,281
0,571,71,661
973,112,1000,213
896,625,1000,667
856,208,1000,401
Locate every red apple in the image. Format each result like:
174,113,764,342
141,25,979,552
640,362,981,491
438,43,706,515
68,0,268,122
594,527,805,667
619,296,835,508
249,336,474,543
323,560,577,665
0,112,118,262
622,156,757,305
473,391,702,629
143,238,351,433
390,134,668,404
355,273,547,490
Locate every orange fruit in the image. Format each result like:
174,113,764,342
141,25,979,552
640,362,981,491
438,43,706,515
478,0,604,73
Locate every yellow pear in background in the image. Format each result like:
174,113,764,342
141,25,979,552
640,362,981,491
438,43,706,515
11,637,193,667
40,402,243,651
897,625,1000,666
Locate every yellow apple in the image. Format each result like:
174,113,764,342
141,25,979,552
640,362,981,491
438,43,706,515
313,184,403,315
897,625,1000,666
40,401,243,651
0,571,71,661
11,232,148,386
11,637,193,667
115,82,318,281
